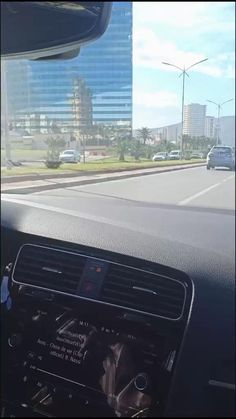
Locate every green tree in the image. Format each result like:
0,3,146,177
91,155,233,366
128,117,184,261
45,135,66,161
116,139,129,161
137,127,152,145
131,139,143,161
144,144,154,159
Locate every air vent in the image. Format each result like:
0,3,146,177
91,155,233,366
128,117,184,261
101,264,186,320
13,244,86,294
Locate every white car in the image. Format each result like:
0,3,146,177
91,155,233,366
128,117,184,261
169,150,181,160
59,150,80,163
152,152,169,161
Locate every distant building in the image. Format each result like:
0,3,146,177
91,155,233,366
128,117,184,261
162,122,181,142
134,122,181,143
183,103,206,137
134,113,235,149
70,78,93,137
205,116,217,139
15,113,50,135
219,116,235,147
204,115,235,147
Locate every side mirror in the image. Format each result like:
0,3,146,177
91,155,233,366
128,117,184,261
1,2,112,60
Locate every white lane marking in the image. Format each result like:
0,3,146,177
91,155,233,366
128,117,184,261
178,183,221,206
178,174,235,206
221,174,235,183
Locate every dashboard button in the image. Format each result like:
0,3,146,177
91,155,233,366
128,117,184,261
8,333,22,348
134,373,150,392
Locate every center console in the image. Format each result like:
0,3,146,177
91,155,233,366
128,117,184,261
1,246,191,417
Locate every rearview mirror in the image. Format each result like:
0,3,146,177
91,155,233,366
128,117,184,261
1,2,112,60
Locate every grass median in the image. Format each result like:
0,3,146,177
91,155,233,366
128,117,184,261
1,157,204,177
1,149,46,162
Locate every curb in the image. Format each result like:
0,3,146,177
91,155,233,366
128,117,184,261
3,163,205,194
2,161,205,184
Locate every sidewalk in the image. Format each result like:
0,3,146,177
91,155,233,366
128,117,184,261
2,162,205,193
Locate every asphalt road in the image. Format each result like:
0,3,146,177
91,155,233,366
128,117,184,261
34,166,235,210
5,166,235,257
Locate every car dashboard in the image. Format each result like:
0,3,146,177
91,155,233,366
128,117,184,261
1,194,235,417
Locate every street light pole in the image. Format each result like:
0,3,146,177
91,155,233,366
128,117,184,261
206,99,234,145
181,69,186,159
162,58,208,159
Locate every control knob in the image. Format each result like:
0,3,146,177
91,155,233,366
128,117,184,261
8,333,22,348
134,373,150,392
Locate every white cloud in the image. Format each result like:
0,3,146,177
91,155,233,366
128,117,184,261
133,89,179,109
133,28,235,78
134,2,235,33
134,2,206,27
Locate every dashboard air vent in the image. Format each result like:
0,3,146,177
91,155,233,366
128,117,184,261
101,264,186,320
13,244,86,294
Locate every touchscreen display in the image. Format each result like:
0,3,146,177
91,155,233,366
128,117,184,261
32,317,157,416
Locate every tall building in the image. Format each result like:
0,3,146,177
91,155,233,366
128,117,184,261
205,116,217,139
183,103,206,137
5,2,132,142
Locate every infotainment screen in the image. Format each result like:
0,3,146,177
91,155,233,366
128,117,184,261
30,316,159,416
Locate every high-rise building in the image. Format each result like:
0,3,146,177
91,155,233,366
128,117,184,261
5,2,132,142
205,116,217,139
183,103,206,137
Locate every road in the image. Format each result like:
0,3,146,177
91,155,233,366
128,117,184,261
34,166,235,210
5,166,234,257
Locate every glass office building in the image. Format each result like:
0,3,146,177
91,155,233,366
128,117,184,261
5,2,132,143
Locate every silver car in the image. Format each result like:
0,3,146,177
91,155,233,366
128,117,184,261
59,150,80,163
169,150,181,160
152,152,169,161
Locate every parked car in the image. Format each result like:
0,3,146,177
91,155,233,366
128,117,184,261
206,146,235,170
190,151,204,159
59,149,80,163
169,150,181,160
152,152,169,161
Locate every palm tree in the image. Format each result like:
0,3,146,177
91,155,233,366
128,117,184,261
131,139,143,161
116,139,129,161
137,127,152,145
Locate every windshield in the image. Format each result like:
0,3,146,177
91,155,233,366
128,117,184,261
212,147,232,153
1,1,235,212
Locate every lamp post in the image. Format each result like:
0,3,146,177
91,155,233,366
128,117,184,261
206,99,234,145
162,58,208,159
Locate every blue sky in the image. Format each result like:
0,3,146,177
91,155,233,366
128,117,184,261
133,2,235,129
